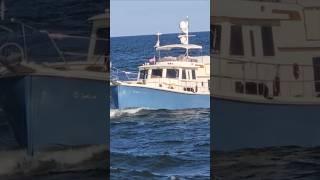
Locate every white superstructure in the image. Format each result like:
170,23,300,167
212,0,320,104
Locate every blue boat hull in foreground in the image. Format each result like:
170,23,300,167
0,75,108,154
111,85,209,109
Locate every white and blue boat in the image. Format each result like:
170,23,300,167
0,0,109,154
111,18,210,109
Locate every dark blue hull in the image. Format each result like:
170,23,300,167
111,85,209,109
0,75,108,154
212,96,320,151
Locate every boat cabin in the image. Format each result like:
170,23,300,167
212,0,320,100
136,44,210,93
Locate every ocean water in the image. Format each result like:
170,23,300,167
110,32,210,179
213,146,320,180
0,1,107,179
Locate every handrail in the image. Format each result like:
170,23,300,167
111,67,138,81
212,55,320,68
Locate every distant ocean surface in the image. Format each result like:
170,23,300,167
0,1,107,180
110,32,210,179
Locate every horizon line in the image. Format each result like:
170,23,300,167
111,30,210,38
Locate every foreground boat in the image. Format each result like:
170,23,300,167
111,18,210,109
0,1,109,154
212,0,320,150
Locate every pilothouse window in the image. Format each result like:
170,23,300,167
211,25,221,54
139,70,148,79
313,57,320,92
230,25,244,56
261,26,275,56
182,69,186,79
151,69,162,78
192,70,196,79
94,28,109,55
166,69,179,79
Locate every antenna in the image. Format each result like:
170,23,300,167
0,0,5,20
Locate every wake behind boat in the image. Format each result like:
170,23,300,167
111,18,210,109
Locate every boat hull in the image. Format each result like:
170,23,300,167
111,85,209,109
212,96,320,151
0,75,108,154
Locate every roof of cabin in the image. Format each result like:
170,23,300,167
156,44,202,51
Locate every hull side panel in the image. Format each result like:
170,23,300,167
0,77,28,147
212,97,320,151
29,76,108,150
0,75,108,152
113,85,209,109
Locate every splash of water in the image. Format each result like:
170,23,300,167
110,108,146,118
0,145,107,177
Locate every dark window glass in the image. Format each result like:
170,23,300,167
211,25,221,54
192,70,196,79
230,25,244,55
166,69,179,79
94,28,109,55
261,26,275,56
245,82,258,95
250,30,255,56
313,57,320,92
182,69,186,79
235,81,244,93
139,70,148,79
151,69,162,78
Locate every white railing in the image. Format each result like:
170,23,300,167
0,28,109,68
111,67,138,82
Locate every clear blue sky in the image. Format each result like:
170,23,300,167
111,0,210,37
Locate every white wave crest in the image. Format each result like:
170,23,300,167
110,108,146,118
0,145,107,176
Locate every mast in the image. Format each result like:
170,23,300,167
0,0,5,20
179,16,190,57
154,32,161,59
186,16,189,57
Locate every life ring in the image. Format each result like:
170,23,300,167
293,63,299,80
273,76,280,96
0,42,24,66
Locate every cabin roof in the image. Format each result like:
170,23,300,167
156,44,202,51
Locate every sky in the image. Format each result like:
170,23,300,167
110,0,210,37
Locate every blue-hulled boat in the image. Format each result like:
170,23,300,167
0,0,109,155
111,18,210,109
